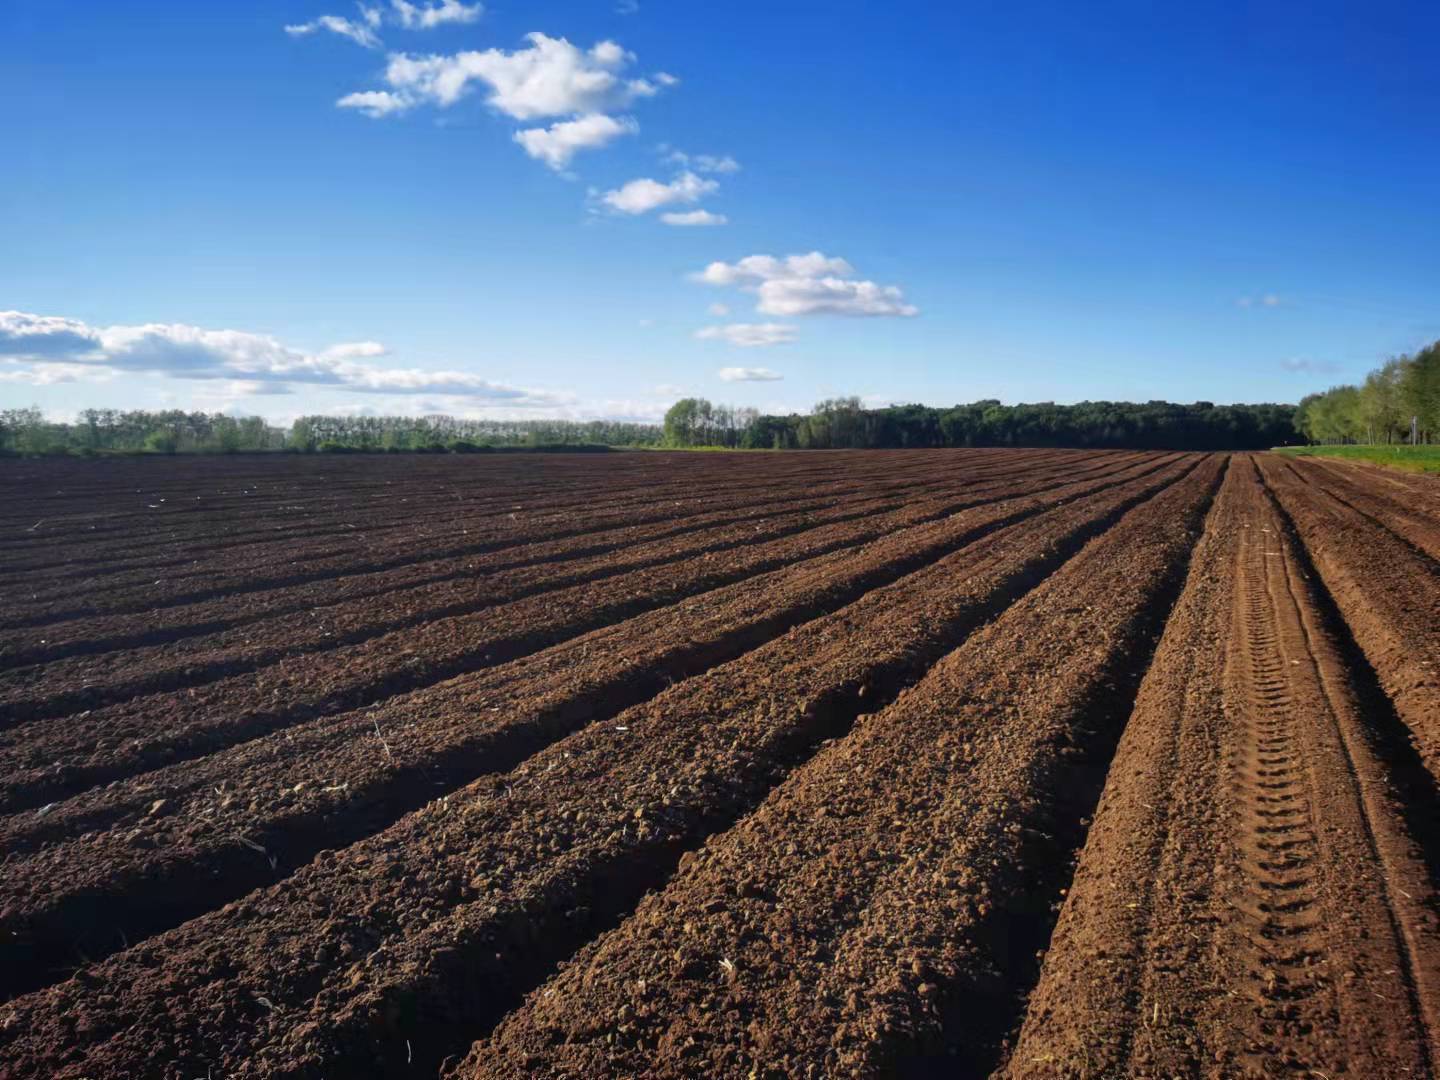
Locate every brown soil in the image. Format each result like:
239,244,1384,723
1005,456,1440,1077
1,449,1434,1080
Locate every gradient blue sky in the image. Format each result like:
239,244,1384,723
3,0,1438,423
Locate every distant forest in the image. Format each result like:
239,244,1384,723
1292,340,1439,445
661,397,1297,451
1,398,1302,455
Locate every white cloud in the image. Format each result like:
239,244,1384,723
757,278,918,317
696,323,797,347
694,253,854,285
707,303,730,317
389,0,482,29
336,90,411,117
0,361,113,386
1280,357,1340,374
371,33,664,120
0,311,104,358
1237,294,1284,309
718,366,784,382
694,252,918,317
320,341,389,360
0,310,567,404
285,14,382,48
664,149,739,173
616,0,640,13
662,209,727,226
601,171,717,214
514,113,637,170
288,2,479,48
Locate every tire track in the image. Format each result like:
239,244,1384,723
1004,456,1440,1078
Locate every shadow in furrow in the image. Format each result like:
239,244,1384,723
310,462,1202,1080
898,457,1228,1078
0,461,1188,1004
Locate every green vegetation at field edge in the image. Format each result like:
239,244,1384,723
1273,444,1440,474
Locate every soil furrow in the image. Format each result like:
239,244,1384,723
0,455,1180,1002
0,450,994,590
0,457,1198,1077
1,454,998,626
1296,457,1440,563
453,457,1224,1080
0,456,1169,806
0,451,1097,673
1003,456,1440,1077
1256,455,1440,784
0,482,924,705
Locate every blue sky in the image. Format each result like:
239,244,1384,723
3,0,1438,424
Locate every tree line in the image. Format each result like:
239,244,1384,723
1292,340,1440,445
287,414,663,452
3,397,1304,456
0,408,285,455
663,396,1297,451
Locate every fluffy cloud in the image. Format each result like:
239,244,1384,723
0,311,103,358
389,0,482,29
514,113,637,170
718,366,784,382
696,323,797,347
694,252,918,317
601,171,717,215
0,311,566,404
285,14,382,48
368,34,663,119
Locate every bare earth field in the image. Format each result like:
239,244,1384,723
0,449,1435,1078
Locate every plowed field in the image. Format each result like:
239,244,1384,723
1,449,1435,1079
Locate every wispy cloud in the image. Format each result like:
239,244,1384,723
1280,357,1340,374
696,323,797,347
285,13,382,49
287,2,481,49
662,209,727,226
718,366,784,382
1237,293,1285,309
663,149,740,174
694,252,918,317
